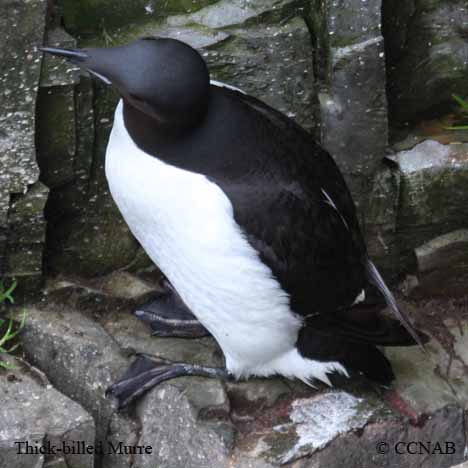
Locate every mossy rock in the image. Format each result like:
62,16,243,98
46,212,141,277
392,140,468,272
384,0,468,125
58,0,219,36
36,85,76,189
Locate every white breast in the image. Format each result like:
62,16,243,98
105,101,302,376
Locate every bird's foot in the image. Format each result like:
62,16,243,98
106,354,228,408
134,279,209,338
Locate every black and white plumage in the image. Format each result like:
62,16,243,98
40,38,428,407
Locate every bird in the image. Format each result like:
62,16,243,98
40,38,428,408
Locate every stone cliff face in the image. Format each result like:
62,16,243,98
1,0,467,288
1,2,468,468
0,0,48,292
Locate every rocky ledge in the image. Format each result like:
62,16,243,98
1,271,467,468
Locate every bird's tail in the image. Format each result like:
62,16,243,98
364,258,425,347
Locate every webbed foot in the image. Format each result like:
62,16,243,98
134,279,209,338
106,354,228,408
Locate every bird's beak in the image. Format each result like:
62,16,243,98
38,47,88,63
39,46,112,85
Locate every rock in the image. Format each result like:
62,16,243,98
385,296,468,413
364,140,468,284
365,164,401,280
42,271,162,308
15,286,233,467
0,0,48,291
311,0,388,208
36,28,148,277
5,183,48,289
389,140,468,273
58,0,219,36
100,308,223,368
131,384,232,468
413,230,468,297
0,356,94,468
101,376,234,468
292,405,465,468
37,84,77,189
399,274,420,297
243,390,379,465
288,311,468,468
383,0,468,125
416,230,468,273
36,28,80,192
226,378,291,418
77,0,315,130
387,335,465,415
453,462,468,468
90,271,161,300
46,213,142,277
10,282,468,467
40,28,81,88
18,305,130,448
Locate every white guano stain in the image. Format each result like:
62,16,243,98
276,391,374,464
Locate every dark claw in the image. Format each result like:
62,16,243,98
106,355,228,409
106,355,183,408
134,282,210,338
134,308,209,338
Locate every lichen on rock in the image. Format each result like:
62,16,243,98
0,0,48,291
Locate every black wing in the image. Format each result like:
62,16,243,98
212,89,368,316
217,89,425,346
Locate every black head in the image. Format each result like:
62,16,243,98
40,38,210,130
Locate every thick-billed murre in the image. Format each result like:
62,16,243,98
40,38,428,408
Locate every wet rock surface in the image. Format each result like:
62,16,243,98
4,273,467,468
